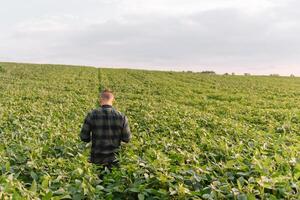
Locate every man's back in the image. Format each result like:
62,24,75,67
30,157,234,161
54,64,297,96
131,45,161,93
80,104,131,164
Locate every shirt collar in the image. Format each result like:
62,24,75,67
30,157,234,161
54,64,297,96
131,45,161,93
101,104,113,109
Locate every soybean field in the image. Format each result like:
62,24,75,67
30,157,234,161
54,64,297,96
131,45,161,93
0,62,299,199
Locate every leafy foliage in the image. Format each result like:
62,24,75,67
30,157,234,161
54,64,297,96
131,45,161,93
0,65,5,73
0,63,299,199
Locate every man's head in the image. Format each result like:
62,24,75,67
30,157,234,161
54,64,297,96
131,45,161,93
99,89,114,106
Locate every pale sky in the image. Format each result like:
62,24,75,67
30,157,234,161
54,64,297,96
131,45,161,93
1,0,300,75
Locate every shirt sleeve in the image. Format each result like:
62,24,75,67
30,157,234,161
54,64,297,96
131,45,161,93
121,115,131,143
80,111,93,143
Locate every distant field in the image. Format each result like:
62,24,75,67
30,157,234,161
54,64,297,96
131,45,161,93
0,62,299,199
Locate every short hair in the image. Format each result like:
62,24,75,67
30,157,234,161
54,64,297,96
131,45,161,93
100,89,114,100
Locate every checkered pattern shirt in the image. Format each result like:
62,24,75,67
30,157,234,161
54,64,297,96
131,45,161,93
80,105,131,163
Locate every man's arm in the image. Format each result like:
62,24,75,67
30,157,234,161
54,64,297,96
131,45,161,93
121,115,131,143
80,112,93,143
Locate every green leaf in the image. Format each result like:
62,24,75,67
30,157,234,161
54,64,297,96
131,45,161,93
138,193,145,200
30,171,38,180
30,179,37,192
129,188,139,193
237,194,247,200
247,194,257,200
5,162,10,172
43,191,53,200
41,176,49,189
12,191,22,200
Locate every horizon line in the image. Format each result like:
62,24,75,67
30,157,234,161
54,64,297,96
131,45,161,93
0,60,298,77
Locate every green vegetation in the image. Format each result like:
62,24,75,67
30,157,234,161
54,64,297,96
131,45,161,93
0,62,299,199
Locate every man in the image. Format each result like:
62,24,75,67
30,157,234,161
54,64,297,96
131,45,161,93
80,89,131,171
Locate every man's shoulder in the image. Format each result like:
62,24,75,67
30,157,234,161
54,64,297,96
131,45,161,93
89,108,100,115
90,107,125,117
87,108,103,118
111,108,126,118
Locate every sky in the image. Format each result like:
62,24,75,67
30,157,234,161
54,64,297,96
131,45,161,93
0,0,300,75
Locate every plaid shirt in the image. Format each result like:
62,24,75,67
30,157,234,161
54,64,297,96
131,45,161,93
80,105,131,164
